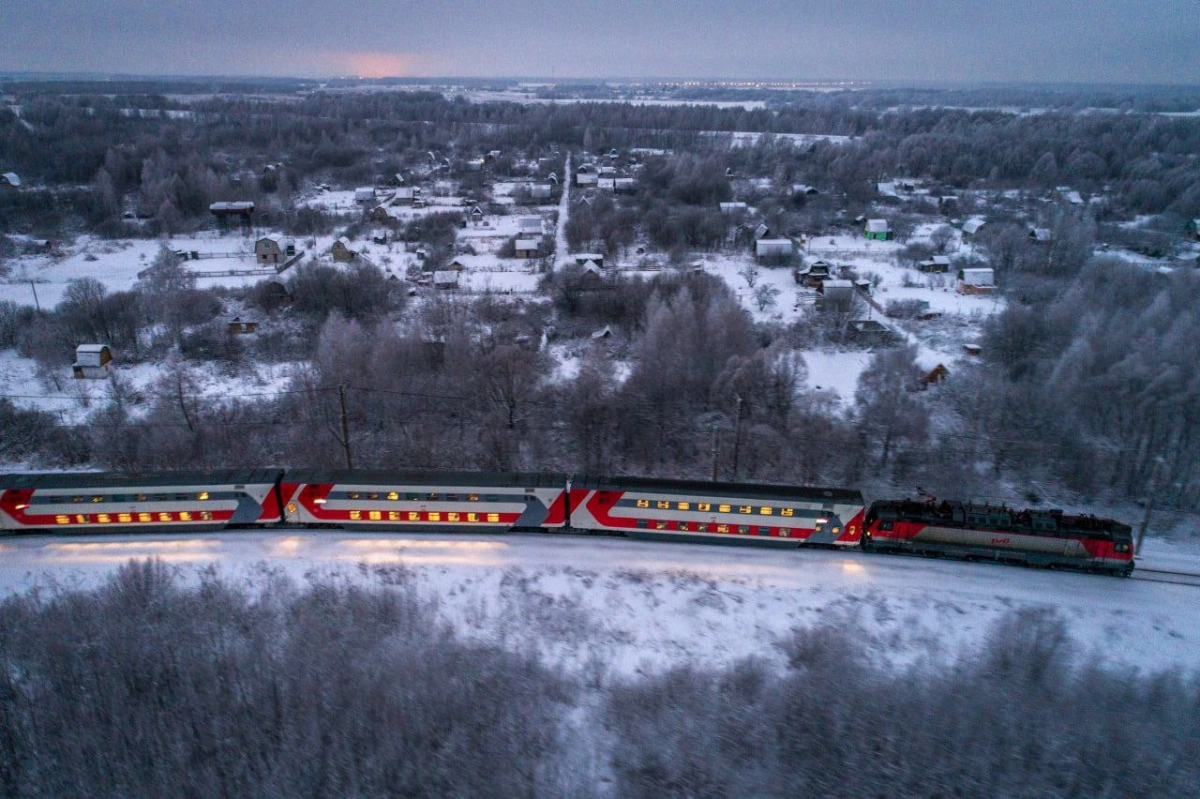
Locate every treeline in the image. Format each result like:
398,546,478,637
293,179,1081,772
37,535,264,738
0,562,1195,796
3,89,1200,239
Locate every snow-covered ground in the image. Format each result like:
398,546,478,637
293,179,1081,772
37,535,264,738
0,531,1195,678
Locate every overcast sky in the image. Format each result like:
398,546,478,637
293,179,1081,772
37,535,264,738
3,1,1198,84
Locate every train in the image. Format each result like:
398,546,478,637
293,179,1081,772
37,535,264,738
0,469,1135,576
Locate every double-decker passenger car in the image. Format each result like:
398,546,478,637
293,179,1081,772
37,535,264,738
862,499,1134,575
570,476,865,547
280,470,573,531
0,471,286,533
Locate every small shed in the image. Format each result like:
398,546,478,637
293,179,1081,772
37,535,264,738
961,218,986,236
392,187,416,205
73,344,112,379
1029,228,1054,244
433,271,460,290
794,260,834,287
514,238,541,258
331,237,358,263
209,201,254,220
918,255,952,273
227,316,260,335
957,267,995,294
864,219,891,241
923,364,950,387
355,187,376,204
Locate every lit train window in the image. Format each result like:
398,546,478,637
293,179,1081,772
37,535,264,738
388,512,400,521
657,500,670,509
56,515,69,524
138,513,152,522
157,513,171,522
407,512,420,521
697,523,710,532
781,530,790,537
197,492,209,501
677,502,690,510
718,504,732,513
781,508,794,517
760,507,773,516
369,511,382,521
428,512,441,522
348,492,361,500
200,512,212,521
486,513,500,523
739,506,752,514
636,499,650,508
92,496,104,503
118,513,132,523
387,492,400,501
349,511,361,520
678,522,690,531
655,521,667,530
716,524,729,533
76,515,89,524
468,494,479,502
448,512,461,522
97,514,111,523
467,513,479,522
698,503,711,512
179,512,192,521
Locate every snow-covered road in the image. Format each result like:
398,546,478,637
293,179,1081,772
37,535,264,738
2,531,1196,678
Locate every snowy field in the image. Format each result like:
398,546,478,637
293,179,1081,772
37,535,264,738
1,531,1196,678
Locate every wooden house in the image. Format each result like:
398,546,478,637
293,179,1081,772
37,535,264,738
255,234,295,265
72,344,112,379
816,279,855,311
918,255,952,273
957,267,995,294
433,271,460,290
209,201,254,221
864,219,891,241
354,187,376,204
331,237,359,263
961,218,986,237
514,238,541,258
227,316,260,335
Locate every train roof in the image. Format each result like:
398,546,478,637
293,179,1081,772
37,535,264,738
283,469,568,488
574,474,863,504
0,470,284,489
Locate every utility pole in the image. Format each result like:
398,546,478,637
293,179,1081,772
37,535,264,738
29,281,41,313
338,384,354,469
709,421,719,481
731,395,744,480
1135,456,1164,555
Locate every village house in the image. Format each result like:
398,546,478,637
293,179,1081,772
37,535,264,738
517,215,543,236
576,164,599,186
962,218,986,237
514,238,541,258
864,219,891,241
72,344,112,379
355,187,376,204
957,267,995,294
1029,227,1054,243
227,314,261,335
918,255,952,273
817,279,856,311
574,253,605,268
331,237,359,263
433,271,460,290
255,234,295,265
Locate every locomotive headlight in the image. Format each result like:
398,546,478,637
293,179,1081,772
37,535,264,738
15,503,29,510
815,517,829,525
314,498,328,504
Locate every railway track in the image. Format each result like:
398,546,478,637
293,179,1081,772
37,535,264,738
1131,567,1200,588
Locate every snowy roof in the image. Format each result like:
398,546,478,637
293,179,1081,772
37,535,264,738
1,172,20,186
210,201,254,212
821,279,854,289
394,187,415,199
597,178,616,189
720,202,748,212
877,182,898,197
1030,227,1054,242
866,219,889,232
515,238,540,249
962,218,986,235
